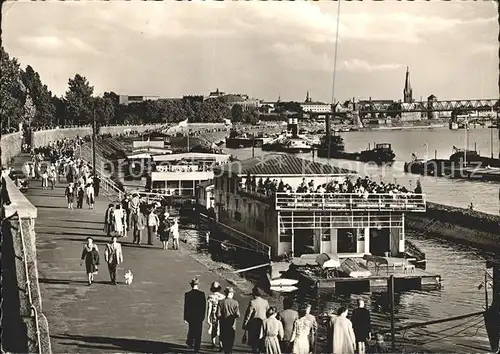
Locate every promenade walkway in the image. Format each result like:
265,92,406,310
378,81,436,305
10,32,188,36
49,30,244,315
15,156,253,353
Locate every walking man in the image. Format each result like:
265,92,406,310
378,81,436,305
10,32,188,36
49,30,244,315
277,298,298,353
104,236,123,285
218,287,240,354
184,278,206,353
351,299,372,354
131,208,146,245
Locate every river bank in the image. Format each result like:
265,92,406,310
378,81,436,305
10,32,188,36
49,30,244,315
407,201,500,254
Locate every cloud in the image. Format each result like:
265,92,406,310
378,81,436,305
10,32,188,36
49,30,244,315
341,59,403,72
18,35,98,55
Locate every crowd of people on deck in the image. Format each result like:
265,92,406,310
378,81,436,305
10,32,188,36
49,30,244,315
184,279,388,354
242,174,422,201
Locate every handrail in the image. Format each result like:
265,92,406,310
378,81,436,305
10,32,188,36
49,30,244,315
274,192,426,211
17,214,42,354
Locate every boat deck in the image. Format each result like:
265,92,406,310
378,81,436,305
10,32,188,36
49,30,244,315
293,261,441,292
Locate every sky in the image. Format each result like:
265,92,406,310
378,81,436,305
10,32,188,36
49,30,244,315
2,1,499,103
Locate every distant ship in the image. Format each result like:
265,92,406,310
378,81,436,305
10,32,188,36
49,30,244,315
262,118,315,154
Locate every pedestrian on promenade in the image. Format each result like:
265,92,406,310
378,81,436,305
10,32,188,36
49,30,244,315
327,306,356,354
290,306,313,354
158,213,171,250
207,281,226,350
86,182,95,209
170,218,180,250
93,174,100,197
122,195,131,229
80,237,99,286
243,287,270,354
113,204,125,237
303,303,317,351
65,182,75,209
146,207,159,245
277,298,298,354
48,166,57,189
76,184,85,209
104,236,123,285
131,208,146,245
351,299,372,354
218,287,240,354
41,169,48,190
104,203,115,237
184,278,206,353
263,307,284,354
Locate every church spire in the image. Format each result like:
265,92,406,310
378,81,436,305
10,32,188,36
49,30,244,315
403,66,413,103
305,90,311,103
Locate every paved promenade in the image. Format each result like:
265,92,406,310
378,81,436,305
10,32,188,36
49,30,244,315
18,159,253,353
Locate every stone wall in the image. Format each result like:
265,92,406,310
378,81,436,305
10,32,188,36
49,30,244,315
1,131,22,167
0,124,165,167
2,176,51,354
407,201,500,252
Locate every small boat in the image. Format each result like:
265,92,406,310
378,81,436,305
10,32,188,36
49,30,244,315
269,278,299,287
358,143,396,164
270,285,298,293
262,137,313,153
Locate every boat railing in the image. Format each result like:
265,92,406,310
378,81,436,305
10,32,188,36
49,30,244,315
275,192,426,212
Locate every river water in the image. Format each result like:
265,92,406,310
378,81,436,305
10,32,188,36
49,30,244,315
225,126,500,215
207,127,499,352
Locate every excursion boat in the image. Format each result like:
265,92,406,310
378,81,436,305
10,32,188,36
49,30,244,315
262,118,315,154
200,154,441,292
225,130,272,149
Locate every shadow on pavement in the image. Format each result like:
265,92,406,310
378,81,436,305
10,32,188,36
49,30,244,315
39,278,112,286
51,334,193,353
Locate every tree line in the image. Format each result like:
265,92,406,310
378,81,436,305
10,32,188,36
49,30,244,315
0,47,232,134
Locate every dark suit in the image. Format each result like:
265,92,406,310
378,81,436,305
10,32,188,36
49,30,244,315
278,309,298,353
184,289,206,352
218,298,240,354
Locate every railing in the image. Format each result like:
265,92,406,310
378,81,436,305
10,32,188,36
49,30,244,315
74,144,124,201
278,212,404,230
17,215,43,354
275,192,426,212
205,210,272,258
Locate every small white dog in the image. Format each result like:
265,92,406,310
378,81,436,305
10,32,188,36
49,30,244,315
124,270,134,285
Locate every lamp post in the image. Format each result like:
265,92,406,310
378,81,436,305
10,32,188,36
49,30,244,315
92,102,97,175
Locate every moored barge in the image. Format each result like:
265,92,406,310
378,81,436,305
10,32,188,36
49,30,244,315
207,154,441,292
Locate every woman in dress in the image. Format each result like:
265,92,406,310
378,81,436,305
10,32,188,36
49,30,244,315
206,281,226,350
65,182,75,209
262,307,284,354
328,306,356,354
80,237,100,285
158,212,171,250
169,218,180,250
85,182,95,209
113,204,124,237
290,306,313,354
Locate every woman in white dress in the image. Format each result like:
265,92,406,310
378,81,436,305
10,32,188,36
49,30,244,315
113,204,124,237
85,183,95,209
290,307,313,354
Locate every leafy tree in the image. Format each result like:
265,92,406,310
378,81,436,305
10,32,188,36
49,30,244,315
64,74,94,125
231,104,243,123
20,65,56,127
0,47,25,133
52,96,66,126
94,96,115,129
